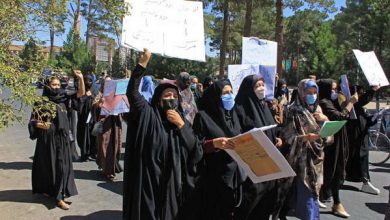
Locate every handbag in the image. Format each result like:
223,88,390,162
91,121,104,136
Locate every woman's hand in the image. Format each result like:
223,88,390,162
303,133,320,142
139,48,152,68
73,70,83,79
275,138,283,148
313,112,328,122
213,137,235,150
350,92,359,104
166,110,185,129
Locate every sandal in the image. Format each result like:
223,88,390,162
106,174,116,182
57,200,70,210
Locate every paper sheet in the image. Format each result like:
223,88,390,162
121,0,205,62
115,80,129,95
242,37,277,66
101,80,130,115
319,120,347,138
226,127,296,183
228,64,276,101
353,49,389,87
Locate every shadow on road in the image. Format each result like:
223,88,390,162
0,189,56,209
0,162,32,170
369,168,390,173
371,163,390,168
340,184,360,192
73,170,106,181
60,210,121,220
365,202,387,215
97,181,123,196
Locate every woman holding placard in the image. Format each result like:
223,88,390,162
191,79,246,220
317,79,358,218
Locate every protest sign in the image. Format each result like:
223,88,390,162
226,125,296,183
101,80,130,116
353,49,389,87
121,0,205,62
228,64,276,101
340,75,357,119
242,37,277,66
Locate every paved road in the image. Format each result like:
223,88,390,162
0,108,389,220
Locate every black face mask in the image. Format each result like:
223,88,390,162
162,98,179,113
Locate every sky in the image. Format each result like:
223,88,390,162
16,0,347,54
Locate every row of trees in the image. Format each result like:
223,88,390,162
1,0,389,129
205,0,389,86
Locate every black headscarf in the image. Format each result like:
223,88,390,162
200,79,241,137
317,79,335,101
235,75,276,142
41,84,69,131
151,82,184,126
203,76,214,90
275,79,287,98
42,85,68,104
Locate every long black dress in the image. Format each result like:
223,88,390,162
77,80,97,161
192,79,246,220
123,65,203,220
346,87,376,182
31,88,78,201
317,79,349,202
234,75,279,219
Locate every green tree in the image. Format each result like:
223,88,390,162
56,31,95,74
0,0,56,129
20,37,45,71
304,22,344,79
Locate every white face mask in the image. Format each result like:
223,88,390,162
255,88,265,100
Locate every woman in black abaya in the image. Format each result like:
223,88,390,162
234,75,283,219
77,74,98,161
192,79,246,220
123,49,203,220
346,85,380,194
30,71,84,210
317,79,358,218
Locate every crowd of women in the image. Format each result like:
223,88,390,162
29,48,385,219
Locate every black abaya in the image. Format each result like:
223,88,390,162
317,79,350,203
234,75,279,220
346,88,376,182
77,94,96,160
123,65,203,220
31,89,78,201
192,80,246,220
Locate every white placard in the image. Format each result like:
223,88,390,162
353,49,389,87
228,64,276,101
121,0,205,62
242,37,277,66
226,125,296,183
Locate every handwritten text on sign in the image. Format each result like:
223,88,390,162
121,0,205,62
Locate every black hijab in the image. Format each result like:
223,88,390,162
200,79,241,137
275,79,287,98
317,79,334,101
203,76,214,90
235,75,276,142
42,85,68,104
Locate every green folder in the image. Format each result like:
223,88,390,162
319,120,347,138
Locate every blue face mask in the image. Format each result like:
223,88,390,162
306,94,317,105
331,91,338,101
221,93,235,111
191,84,197,91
